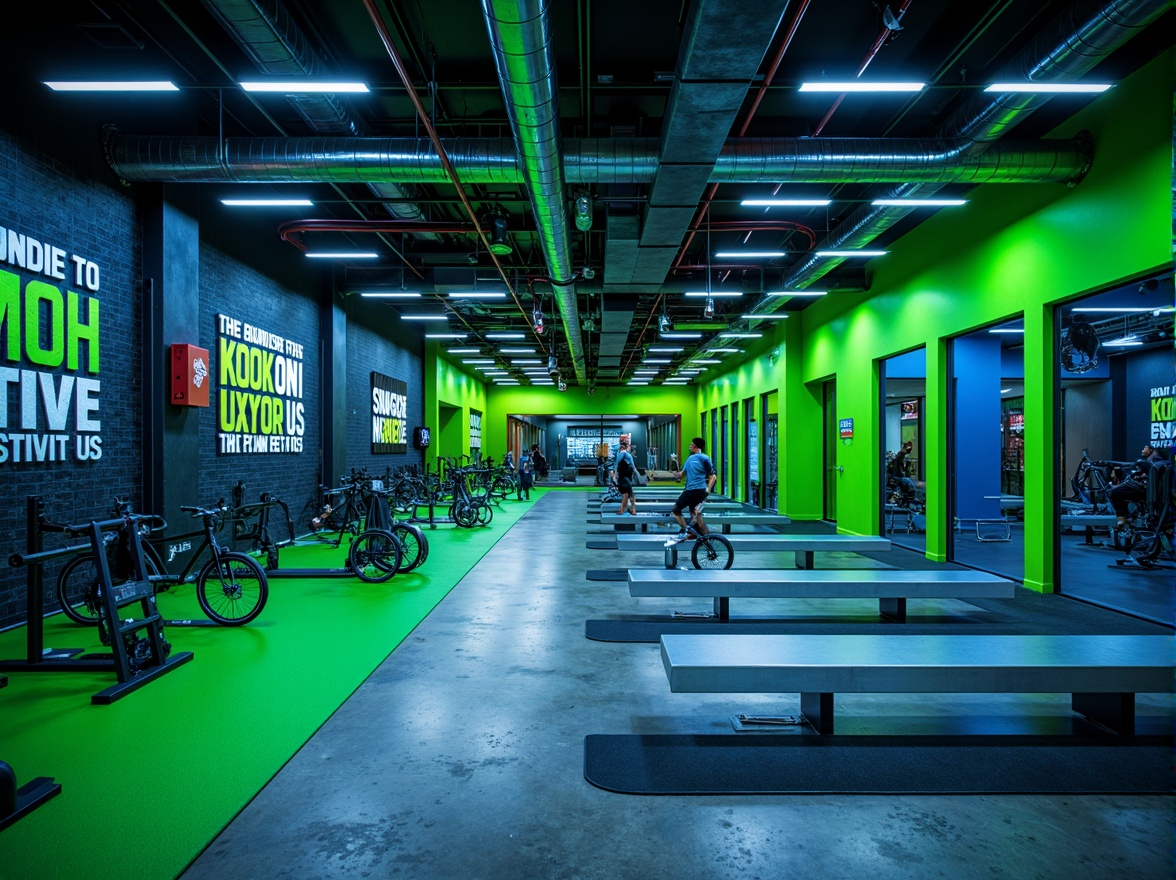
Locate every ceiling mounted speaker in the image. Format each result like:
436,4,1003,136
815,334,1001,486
482,213,512,255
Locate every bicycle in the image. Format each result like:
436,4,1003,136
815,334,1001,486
57,500,269,626
663,503,735,570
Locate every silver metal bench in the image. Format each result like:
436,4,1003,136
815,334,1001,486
615,533,890,569
599,511,791,533
660,633,1175,734
629,568,1014,621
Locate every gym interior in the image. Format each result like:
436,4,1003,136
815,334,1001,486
0,2,1172,878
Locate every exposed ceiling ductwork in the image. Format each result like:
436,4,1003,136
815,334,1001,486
770,0,1168,302
201,0,437,239
105,135,1091,186
480,0,587,385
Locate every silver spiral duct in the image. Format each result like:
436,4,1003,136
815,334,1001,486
481,0,586,385
104,135,1090,186
776,0,1168,297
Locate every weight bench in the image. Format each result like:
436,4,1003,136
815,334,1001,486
629,568,1014,622
599,511,790,533
660,633,1175,734
615,533,890,570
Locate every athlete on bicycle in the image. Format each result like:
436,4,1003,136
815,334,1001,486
667,437,717,544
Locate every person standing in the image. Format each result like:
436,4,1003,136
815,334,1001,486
517,447,533,500
668,437,717,543
611,437,638,515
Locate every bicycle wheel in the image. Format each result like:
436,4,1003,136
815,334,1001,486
692,534,734,570
475,502,493,526
452,500,478,528
389,523,426,572
56,552,163,625
349,529,402,582
196,552,269,625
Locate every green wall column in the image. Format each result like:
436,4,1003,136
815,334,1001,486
924,338,949,563
1022,302,1056,593
782,317,823,521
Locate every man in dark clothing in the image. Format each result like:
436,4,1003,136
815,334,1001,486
1111,443,1171,527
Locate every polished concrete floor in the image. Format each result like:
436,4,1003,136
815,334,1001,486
182,490,1174,879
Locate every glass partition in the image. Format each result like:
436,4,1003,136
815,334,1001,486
948,321,1025,582
881,350,925,550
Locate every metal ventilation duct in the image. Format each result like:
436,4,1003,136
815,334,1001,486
774,0,1168,297
480,0,587,385
105,135,1090,185
201,0,435,237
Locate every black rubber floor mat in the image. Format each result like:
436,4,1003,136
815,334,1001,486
584,733,1174,794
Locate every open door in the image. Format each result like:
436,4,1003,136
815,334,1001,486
822,380,838,522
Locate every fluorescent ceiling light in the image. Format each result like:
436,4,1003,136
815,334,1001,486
714,251,786,259
648,347,684,352
741,198,831,207
988,328,1024,334
664,379,690,384
872,198,967,207
1072,307,1174,313
447,348,480,354
221,198,314,207
400,314,449,321
449,292,506,299
305,252,378,259
711,348,741,353
643,358,672,364
766,290,826,297
359,291,420,298
498,348,536,354
240,80,369,93
678,369,702,374
684,291,743,298
814,249,887,257
984,82,1112,94
693,359,721,365
633,370,660,375
531,379,555,384
522,370,549,375
742,313,789,320
462,359,495,364
799,81,925,92
1000,388,1012,394
44,80,179,91
627,381,650,385
425,333,466,339
660,332,702,339
480,370,508,375
486,332,526,339
511,359,543,364
1102,338,1143,347
720,332,762,338
494,380,520,385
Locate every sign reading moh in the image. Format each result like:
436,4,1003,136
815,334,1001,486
0,223,104,464
371,371,408,454
216,313,305,454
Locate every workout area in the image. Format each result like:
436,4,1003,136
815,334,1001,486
0,2,1173,878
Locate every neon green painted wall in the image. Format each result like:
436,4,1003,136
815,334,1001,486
426,341,487,466
774,49,1173,590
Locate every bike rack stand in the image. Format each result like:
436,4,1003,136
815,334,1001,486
0,675,62,831
2,496,194,704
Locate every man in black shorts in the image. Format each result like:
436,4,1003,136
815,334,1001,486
611,436,637,515
668,437,717,543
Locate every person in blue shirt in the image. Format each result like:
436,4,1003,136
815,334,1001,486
610,436,637,515
668,436,717,543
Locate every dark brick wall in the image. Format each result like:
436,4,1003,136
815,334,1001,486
197,248,324,537
343,297,426,483
0,131,144,627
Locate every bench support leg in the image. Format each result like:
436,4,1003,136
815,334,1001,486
1072,692,1135,734
800,692,834,735
795,551,814,570
712,597,729,621
878,597,907,622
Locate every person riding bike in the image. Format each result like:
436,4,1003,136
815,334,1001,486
667,437,717,544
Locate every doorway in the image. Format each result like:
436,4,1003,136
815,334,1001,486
881,350,926,550
822,380,837,522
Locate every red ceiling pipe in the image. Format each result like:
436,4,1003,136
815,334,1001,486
279,220,478,251
360,0,537,339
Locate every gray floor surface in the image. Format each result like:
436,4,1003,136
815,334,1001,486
181,490,1174,880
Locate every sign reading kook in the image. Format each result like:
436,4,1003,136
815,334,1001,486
216,313,305,454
